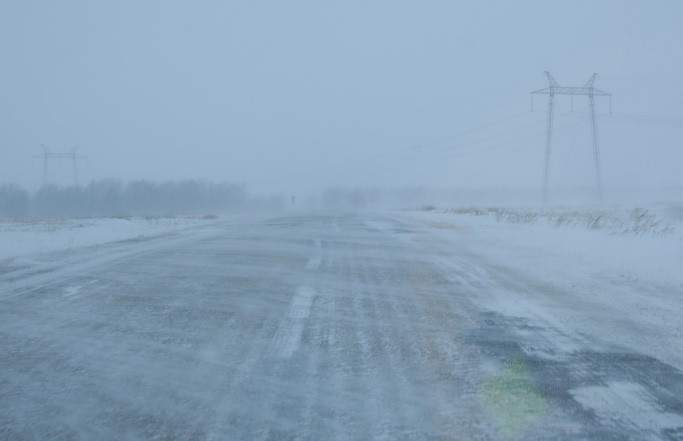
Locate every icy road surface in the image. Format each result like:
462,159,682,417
1,213,682,440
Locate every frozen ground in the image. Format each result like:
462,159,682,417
407,206,683,367
1,211,682,440
0,215,220,262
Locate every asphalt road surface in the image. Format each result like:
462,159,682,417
1,214,682,440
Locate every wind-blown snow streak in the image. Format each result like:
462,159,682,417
273,286,316,358
1,212,681,439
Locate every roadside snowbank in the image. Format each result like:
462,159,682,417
0,216,218,261
428,205,682,280
405,205,683,369
431,205,680,235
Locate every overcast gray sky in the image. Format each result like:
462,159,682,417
1,1,682,197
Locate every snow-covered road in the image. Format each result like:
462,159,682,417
1,213,682,440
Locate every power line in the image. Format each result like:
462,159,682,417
31,145,87,187
602,113,683,128
265,116,586,185
341,118,588,179
531,72,612,204
253,111,535,183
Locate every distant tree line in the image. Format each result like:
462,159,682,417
319,187,382,210
315,187,445,210
0,180,265,218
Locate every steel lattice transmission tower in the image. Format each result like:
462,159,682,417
531,72,612,203
32,145,87,187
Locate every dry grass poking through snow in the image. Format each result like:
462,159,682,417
433,206,678,235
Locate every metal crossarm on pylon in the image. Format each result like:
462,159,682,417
32,145,87,187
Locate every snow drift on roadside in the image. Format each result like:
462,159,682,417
0,216,218,261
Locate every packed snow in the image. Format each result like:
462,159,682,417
405,205,683,370
1,209,681,439
0,215,220,262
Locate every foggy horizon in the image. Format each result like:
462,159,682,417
3,4,683,439
2,2,682,204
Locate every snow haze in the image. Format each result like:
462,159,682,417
1,1,682,203
2,4,683,438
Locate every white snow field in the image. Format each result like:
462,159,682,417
0,215,220,261
1,211,682,440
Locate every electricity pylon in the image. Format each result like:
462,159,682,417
531,72,612,203
32,145,87,187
